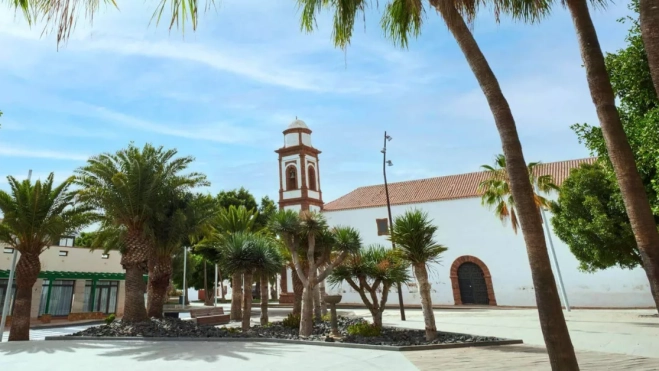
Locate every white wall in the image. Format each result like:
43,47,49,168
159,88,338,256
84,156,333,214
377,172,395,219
323,197,654,308
1,245,123,273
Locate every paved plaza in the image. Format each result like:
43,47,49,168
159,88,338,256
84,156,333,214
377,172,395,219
1,307,658,370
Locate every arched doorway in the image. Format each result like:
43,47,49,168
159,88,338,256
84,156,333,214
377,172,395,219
457,263,489,305
450,255,497,306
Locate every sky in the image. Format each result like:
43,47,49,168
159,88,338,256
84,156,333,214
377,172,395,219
0,0,635,204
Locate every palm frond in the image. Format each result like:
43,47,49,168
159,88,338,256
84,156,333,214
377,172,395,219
389,209,447,266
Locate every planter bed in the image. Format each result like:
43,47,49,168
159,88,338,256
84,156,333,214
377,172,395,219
49,316,522,351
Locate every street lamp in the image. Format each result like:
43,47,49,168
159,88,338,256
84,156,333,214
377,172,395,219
382,131,406,321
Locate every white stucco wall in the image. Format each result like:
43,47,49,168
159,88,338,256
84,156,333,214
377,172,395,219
1,245,123,273
322,197,654,308
285,133,299,147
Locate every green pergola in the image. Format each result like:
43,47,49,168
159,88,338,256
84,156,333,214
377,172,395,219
1,270,148,315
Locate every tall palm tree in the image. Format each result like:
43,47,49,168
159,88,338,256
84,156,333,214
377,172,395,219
0,174,93,341
563,0,659,313
638,0,659,96
75,143,206,322
6,0,216,47
211,205,260,320
252,236,284,325
329,245,410,327
298,0,579,367
389,209,447,341
479,154,559,234
147,192,217,318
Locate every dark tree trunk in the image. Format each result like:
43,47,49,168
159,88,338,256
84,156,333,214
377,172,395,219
242,272,253,331
230,272,243,321
8,252,40,341
121,230,150,322
219,268,226,300
640,0,659,96
292,267,303,315
260,275,269,325
203,261,210,305
147,255,172,318
431,1,580,369
567,0,659,312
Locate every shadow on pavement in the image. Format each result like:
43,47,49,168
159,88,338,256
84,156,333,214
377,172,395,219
0,339,296,363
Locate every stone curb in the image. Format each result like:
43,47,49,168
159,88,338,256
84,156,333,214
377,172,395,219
44,335,523,352
30,321,105,330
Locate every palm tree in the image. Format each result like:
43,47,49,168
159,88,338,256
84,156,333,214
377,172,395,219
563,0,659,314
7,0,217,47
0,174,93,341
269,210,361,336
252,237,284,325
329,245,410,327
298,0,579,367
75,143,207,322
479,154,559,234
211,205,260,320
638,0,659,96
147,192,217,318
389,209,446,341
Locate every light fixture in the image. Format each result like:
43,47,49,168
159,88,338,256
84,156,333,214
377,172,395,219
386,135,392,141
386,160,393,166
59,251,68,257
380,148,386,154
3,247,14,254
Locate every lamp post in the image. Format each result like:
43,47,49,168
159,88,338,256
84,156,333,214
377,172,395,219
1,170,31,342
182,246,188,308
382,132,406,321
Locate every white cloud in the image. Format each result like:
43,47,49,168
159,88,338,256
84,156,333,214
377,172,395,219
0,144,88,161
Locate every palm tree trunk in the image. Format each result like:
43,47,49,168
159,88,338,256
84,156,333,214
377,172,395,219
292,266,303,315
318,266,328,316
299,281,314,336
242,272,253,331
219,268,226,300
430,1,580,368
412,263,437,341
640,0,659,96
313,273,322,322
260,275,269,325
231,272,243,321
8,252,40,341
147,255,172,318
567,0,659,312
121,231,150,322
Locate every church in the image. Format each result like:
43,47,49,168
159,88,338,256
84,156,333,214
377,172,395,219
275,119,655,308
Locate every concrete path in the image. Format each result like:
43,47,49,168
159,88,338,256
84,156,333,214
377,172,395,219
1,324,92,342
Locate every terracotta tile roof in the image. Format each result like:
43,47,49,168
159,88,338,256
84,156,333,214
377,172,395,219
323,157,597,212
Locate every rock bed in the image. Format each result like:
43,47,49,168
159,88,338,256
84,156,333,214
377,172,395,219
69,316,505,347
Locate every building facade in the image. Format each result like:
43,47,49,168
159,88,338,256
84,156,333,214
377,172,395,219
322,158,655,308
1,239,127,323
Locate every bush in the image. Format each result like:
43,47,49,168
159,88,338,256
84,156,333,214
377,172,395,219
282,313,301,329
104,314,116,325
221,326,240,333
347,322,381,337
321,313,332,322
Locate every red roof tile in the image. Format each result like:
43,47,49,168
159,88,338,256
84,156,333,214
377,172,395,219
323,158,597,212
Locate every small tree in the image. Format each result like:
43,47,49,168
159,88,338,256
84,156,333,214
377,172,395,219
389,209,447,341
329,245,410,327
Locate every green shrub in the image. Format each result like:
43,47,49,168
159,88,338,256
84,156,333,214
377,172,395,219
104,314,116,325
221,326,240,333
347,322,381,337
282,313,301,329
321,313,332,322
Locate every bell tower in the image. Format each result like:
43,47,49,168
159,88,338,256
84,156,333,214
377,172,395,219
275,118,324,212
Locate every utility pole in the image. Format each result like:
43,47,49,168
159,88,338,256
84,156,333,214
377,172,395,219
182,246,188,308
1,170,32,342
214,263,218,308
382,132,406,321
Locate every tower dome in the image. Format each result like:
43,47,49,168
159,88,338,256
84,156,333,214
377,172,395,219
288,119,309,130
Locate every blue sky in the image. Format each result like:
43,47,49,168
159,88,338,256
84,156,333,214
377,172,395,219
0,0,634,203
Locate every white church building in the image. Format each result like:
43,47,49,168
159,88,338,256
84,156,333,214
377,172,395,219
276,119,655,308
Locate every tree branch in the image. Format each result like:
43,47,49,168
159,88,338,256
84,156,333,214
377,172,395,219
317,250,349,281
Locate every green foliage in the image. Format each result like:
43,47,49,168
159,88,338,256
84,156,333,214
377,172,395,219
478,154,558,234
104,313,116,325
321,313,332,322
551,164,642,272
329,245,410,288
389,209,447,267
571,2,659,217
217,188,258,212
0,173,95,254
255,196,277,231
75,231,98,247
347,322,381,337
221,326,240,333
282,313,301,329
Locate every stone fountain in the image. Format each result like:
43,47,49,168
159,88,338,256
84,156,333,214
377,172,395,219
324,294,342,337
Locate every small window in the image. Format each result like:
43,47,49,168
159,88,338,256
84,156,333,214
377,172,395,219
286,166,298,190
59,251,69,257
376,218,389,236
101,253,110,259
3,247,14,254
58,237,74,247
307,166,317,191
